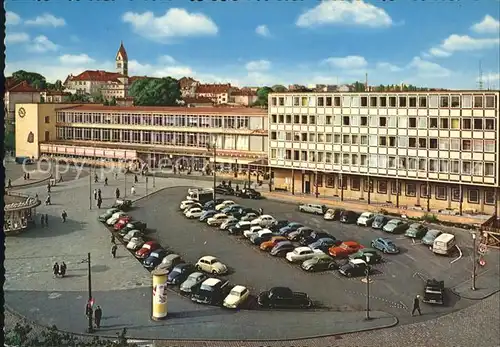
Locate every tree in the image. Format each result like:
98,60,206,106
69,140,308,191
5,124,16,151
54,80,63,91
271,84,287,92
68,93,90,102
353,81,365,92
109,97,117,106
129,77,181,106
11,70,47,89
253,86,273,107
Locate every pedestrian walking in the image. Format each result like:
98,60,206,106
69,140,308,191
258,207,263,215
115,188,120,199
8,178,12,188
134,174,138,183
114,172,118,180
94,173,98,183
27,172,30,180
47,183,51,193
97,198,102,209
111,244,117,258
93,189,98,200
41,214,45,227
111,234,115,244
104,177,108,186
61,210,67,223
228,180,232,188
94,306,102,329
235,184,240,192
97,189,102,200
131,185,136,196
23,173,27,180
35,193,39,201
45,194,51,205
85,303,93,324
45,214,49,227
53,262,59,277
411,295,422,316
60,262,67,277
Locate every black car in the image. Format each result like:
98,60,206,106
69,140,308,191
215,185,235,195
239,207,260,216
112,199,133,211
167,263,196,285
340,210,359,224
191,278,230,305
288,227,315,242
251,232,274,245
338,259,369,277
236,189,262,199
300,231,333,246
371,215,389,229
228,221,252,235
121,220,147,233
269,220,289,233
270,241,295,257
143,249,169,270
422,279,445,305
258,287,312,309
203,199,224,211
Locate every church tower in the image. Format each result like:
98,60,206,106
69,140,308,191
116,41,128,76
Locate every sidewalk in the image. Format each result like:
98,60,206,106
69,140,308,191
6,170,51,188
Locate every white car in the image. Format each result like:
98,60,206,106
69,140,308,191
180,200,198,210
106,212,127,226
250,229,273,244
243,225,264,239
123,229,143,242
251,214,276,227
126,237,145,251
323,209,336,221
357,212,375,226
185,207,203,219
195,256,228,275
207,213,229,226
240,212,259,222
286,247,324,263
223,285,250,309
215,200,235,211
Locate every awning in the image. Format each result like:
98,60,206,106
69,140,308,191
209,157,254,165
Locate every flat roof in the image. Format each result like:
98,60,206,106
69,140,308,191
270,90,500,95
55,104,267,115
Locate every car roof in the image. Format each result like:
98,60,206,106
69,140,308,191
258,229,272,236
213,213,227,218
350,259,366,265
359,248,378,254
200,255,217,261
295,246,312,252
343,241,359,246
378,237,393,242
222,200,234,203
410,223,422,227
360,212,373,217
231,285,247,293
427,229,442,234
164,253,180,260
261,214,273,218
202,278,221,286
189,271,204,278
435,233,455,242
276,240,293,246
239,221,251,225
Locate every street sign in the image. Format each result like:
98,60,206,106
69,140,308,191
479,258,486,266
478,243,487,255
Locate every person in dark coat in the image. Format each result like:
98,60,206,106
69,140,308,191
111,244,117,258
94,174,98,183
47,183,51,193
53,262,59,277
134,174,138,183
85,303,93,324
412,295,422,316
41,214,45,227
94,189,98,200
97,189,102,199
104,177,108,186
111,234,115,244
97,198,102,209
8,178,12,187
27,172,30,180
94,306,102,329
60,262,67,277
45,214,49,227
61,210,67,223
115,188,120,199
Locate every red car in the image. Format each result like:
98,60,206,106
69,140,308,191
113,216,132,231
329,241,364,258
135,241,160,259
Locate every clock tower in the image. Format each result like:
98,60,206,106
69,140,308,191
115,41,128,76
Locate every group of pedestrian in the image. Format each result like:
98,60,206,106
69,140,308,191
85,304,103,329
23,172,31,180
52,262,67,277
94,188,103,208
40,214,50,227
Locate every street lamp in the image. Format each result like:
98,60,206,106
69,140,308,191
81,252,94,333
364,254,372,320
207,142,217,201
472,233,477,291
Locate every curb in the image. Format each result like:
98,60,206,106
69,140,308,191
451,285,500,301
9,175,52,189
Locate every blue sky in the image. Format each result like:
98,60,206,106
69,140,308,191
5,0,500,88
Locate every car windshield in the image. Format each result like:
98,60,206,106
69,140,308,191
171,268,182,274
143,244,151,250
229,289,241,296
200,284,215,291
361,213,371,218
385,241,394,247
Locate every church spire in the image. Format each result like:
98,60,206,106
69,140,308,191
115,41,128,76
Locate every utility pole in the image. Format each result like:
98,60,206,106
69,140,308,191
89,164,92,210
82,253,94,333
472,233,477,291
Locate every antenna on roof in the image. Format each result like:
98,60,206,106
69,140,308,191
478,60,484,90
365,73,368,91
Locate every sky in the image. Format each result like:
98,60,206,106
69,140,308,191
5,0,500,89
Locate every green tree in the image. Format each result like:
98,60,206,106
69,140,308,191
68,93,90,102
271,84,287,92
253,86,273,107
4,125,15,151
11,70,47,89
54,79,63,91
109,97,117,106
129,77,181,106
353,81,365,92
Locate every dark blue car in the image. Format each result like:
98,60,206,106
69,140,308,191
203,199,224,211
308,237,340,251
279,222,304,236
199,210,217,222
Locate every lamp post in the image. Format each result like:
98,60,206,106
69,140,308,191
364,254,372,320
472,233,477,291
89,162,92,210
82,253,94,333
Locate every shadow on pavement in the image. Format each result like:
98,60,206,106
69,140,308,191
14,219,87,238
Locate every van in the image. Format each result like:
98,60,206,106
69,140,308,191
186,188,213,203
298,203,327,215
432,233,456,255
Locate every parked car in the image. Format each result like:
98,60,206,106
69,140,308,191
112,199,133,211
308,237,342,252
340,210,359,224
405,223,428,239
221,205,243,214
156,254,183,272
196,256,228,275
191,278,230,305
199,210,217,222
287,227,315,242
239,207,261,216
167,263,196,285
300,231,333,246
270,241,295,257
184,203,203,214
251,214,276,228
329,241,364,258
215,200,235,211
143,249,169,270
126,237,145,251
215,185,235,196
279,222,304,236
349,248,382,264
422,229,442,246
135,241,160,259
338,259,369,277
371,215,390,229
258,287,312,309
357,212,375,226
236,188,261,199
383,219,409,234
301,253,338,272
185,207,204,219
203,199,224,211
220,217,239,230
243,225,264,239
260,236,288,251
98,208,120,222
250,229,273,245
118,224,138,237
286,247,324,263
106,212,127,226
268,220,289,233
323,208,344,221
371,237,400,254
180,200,198,210
123,229,143,242
228,221,252,235
298,203,327,215
207,213,229,226
240,212,259,222
121,220,147,233
179,272,208,295
223,285,250,309
113,216,132,231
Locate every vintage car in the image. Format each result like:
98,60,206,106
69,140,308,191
328,241,364,258
112,199,133,211
223,285,250,309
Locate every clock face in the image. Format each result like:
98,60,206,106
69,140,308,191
19,107,26,118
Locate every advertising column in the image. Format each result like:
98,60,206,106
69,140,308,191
151,269,168,320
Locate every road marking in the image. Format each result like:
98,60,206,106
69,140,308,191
450,245,463,264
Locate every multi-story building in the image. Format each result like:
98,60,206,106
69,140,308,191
195,84,232,105
268,91,500,215
230,90,258,106
40,90,71,103
179,77,200,98
15,104,268,171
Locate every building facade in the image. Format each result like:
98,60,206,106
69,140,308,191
15,104,268,171
4,81,41,131
268,91,500,215
195,84,232,105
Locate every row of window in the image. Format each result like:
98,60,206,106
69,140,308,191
270,132,496,152
56,112,252,129
271,150,495,176
270,114,496,130
315,175,495,204
271,94,497,109
55,127,250,150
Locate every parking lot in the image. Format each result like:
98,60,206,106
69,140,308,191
131,186,481,323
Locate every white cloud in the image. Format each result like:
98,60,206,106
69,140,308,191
376,62,402,72
59,54,95,65
25,13,66,27
408,57,451,78
5,32,30,44
323,55,368,69
6,11,21,26
122,9,218,43
245,60,271,71
255,25,271,37
440,34,500,52
471,15,500,34
128,59,193,78
428,47,452,58
479,73,500,83
27,35,59,53
157,55,176,64
296,0,393,28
